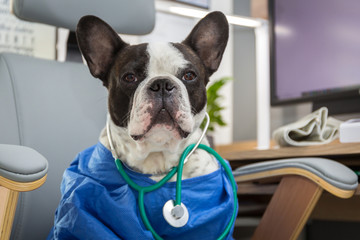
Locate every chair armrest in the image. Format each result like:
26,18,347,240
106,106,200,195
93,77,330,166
0,144,48,191
233,157,358,198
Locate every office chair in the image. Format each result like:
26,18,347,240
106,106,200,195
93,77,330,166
0,0,357,239
0,0,155,239
232,157,358,239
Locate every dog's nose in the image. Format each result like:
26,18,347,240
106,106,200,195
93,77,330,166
149,79,176,93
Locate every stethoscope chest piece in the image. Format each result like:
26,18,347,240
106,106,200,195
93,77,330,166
162,200,189,228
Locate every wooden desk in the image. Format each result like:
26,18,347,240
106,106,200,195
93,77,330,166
216,139,360,169
216,140,360,221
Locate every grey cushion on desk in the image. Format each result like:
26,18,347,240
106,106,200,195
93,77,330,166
0,144,48,183
233,158,358,191
12,0,155,34
273,107,343,147
0,53,107,240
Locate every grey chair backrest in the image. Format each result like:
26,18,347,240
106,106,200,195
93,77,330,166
1,0,155,239
11,0,155,34
0,53,108,239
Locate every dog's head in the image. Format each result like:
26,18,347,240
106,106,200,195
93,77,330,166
76,12,228,152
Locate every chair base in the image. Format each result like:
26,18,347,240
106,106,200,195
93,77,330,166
0,187,19,240
252,175,323,240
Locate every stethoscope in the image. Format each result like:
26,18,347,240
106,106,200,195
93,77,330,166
106,113,238,240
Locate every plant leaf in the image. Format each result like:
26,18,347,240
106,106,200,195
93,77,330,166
202,76,233,133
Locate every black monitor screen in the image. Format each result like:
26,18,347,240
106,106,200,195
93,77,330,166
270,0,360,110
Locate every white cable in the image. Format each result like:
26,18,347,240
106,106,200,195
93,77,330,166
183,112,210,164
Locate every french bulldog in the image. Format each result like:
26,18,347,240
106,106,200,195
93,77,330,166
76,11,229,180
48,11,235,240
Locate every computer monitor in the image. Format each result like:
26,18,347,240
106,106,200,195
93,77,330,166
269,0,360,115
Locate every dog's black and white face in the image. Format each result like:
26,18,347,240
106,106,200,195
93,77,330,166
76,12,228,177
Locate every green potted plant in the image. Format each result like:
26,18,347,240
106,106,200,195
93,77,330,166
202,76,232,146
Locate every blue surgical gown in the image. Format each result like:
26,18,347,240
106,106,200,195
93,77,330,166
47,142,237,239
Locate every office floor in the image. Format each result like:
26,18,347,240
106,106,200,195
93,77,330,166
306,220,360,240
232,217,306,240
233,218,360,240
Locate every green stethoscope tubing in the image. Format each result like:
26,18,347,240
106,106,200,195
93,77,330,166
114,143,238,240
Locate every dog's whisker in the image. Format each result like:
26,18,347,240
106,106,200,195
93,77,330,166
122,112,131,125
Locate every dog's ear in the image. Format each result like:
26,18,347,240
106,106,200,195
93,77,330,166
183,11,229,76
76,15,128,83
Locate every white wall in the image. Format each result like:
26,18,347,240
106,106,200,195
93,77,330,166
210,0,234,145
232,0,257,141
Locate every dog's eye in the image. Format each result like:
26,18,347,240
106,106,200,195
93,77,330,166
123,73,137,82
182,71,197,81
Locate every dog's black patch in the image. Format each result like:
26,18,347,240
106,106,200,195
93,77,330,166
172,43,208,115
182,11,229,76
107,43,149,127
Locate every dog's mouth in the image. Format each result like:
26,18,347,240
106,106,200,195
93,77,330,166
131,108,190,141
